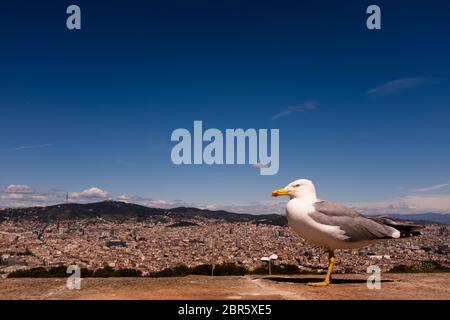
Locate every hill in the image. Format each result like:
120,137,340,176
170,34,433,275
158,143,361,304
1,201,448,225
0,200,287,226
384,213,450,224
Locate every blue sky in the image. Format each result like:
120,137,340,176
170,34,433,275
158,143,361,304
1,1,450,214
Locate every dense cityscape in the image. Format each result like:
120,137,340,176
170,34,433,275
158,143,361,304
0,202,449,278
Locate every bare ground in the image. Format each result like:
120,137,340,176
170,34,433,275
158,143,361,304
0,273,449,300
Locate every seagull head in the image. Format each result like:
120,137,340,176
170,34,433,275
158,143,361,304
272,179,317,200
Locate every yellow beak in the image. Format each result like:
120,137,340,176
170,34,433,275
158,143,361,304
271,189,289,197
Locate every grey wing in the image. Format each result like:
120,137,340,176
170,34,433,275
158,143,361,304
313,201,363,218
311,201,399,242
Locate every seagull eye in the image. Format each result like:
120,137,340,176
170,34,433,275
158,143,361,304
294,184,301,187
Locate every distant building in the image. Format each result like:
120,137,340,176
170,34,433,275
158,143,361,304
436,245,449,254
100,230,111,239
106,240,127,248
369,255,390,260
438,226,449,235
0,254,16,266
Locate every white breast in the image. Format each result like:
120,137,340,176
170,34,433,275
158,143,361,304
286,199,365,250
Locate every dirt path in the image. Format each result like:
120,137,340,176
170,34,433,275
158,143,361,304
247,277,307,300
0,274,449,300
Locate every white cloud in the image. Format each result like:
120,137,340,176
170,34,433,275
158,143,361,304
352,193,450,215
117,194,131,202
272,101,318,120
402,195,450,212
0,193,28,201
116,194,171,207
30,194,48,202
1,185,111,207
413,183,449,193
70,187,109,201
0,184,48,207
0,192,48,203
2,183,449,216
4,185,33,193
367,77,437,96
214,200,286,215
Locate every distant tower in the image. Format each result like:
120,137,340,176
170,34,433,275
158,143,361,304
65,192,69,203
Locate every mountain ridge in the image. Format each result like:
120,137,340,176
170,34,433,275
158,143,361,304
0,200,448,224
382,212,450,224
0,200,288,226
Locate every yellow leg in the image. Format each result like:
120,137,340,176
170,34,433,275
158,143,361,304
308,251,335,287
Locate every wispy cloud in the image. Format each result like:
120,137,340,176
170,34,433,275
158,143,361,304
118,194,201,208
272,101,318,120
353,193,450,215
206,200,286,215
4,185,33,193
3,181,449,215
11,143,54,151
413,183,449,193
0,184,49,207
367,77,438,96
0,185,113,208
0,193,47,202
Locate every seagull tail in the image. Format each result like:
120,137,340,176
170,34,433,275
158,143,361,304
369,217,424,238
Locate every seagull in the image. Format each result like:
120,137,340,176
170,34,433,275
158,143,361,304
272,179,422,287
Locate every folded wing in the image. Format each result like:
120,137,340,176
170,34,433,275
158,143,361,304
310,201,421,242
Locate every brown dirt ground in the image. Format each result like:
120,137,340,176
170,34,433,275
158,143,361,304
0,273,449,300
